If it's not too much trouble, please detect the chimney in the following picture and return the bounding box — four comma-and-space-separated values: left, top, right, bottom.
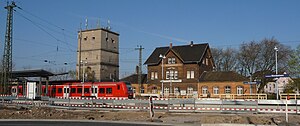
135, 65, 139, 74
190, 41, 194, 47
170, 42, 172, 49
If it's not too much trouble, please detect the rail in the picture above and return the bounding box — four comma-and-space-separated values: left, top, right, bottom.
280, 93, 300, 100
198, 94, 267, 99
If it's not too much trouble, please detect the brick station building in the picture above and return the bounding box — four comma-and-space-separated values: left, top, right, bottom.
122, 42, 258, 98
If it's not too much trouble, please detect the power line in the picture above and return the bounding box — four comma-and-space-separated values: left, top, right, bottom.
14, 10, 77, 51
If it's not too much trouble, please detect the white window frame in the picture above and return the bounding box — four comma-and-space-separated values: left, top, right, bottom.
151, 72, 154, 80
213, 87, 219, 95
174, 87, 179, 95
237, 86, 243, 95
190, 71, 194, 79
202, 86, 208, 94
168, 57, 176, 64
225, 86, 231, 94
174, 71, 178, 79
166, 71, 170, 79
166, 70, 178, 80
154, 72, 158, 79
164, 87, 169, 95
187, 87, 193, 95
187, 71, 190, 79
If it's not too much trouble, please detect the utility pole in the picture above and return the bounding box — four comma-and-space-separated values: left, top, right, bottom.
1, 1, 17, 94
78, 23, 82, 81
135, 45, 144, 94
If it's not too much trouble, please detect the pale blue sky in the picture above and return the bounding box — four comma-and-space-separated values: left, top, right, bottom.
0, 0, 299, 78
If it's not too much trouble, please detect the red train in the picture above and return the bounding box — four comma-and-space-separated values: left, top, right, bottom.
11, 81, 134, 99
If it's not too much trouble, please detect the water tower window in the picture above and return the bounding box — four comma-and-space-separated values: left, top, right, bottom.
111, 38, 115, 43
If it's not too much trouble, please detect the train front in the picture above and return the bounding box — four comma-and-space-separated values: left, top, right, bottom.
125, 82, 134, 99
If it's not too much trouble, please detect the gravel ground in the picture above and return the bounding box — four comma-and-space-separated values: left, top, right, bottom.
0, 106, 299, 125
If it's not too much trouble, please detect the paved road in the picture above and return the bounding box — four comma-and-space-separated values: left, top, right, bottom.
0, 120, 170, 126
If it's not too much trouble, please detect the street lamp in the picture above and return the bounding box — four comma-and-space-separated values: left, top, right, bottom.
159, 54, 166, 98
274, 46, 279, 100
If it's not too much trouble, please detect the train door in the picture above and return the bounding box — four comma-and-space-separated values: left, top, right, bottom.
91, 85, 98, 98
27, 82, 36, 99
63, 85, 70, 98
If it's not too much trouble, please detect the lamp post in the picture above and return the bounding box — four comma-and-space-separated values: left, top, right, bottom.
274, 46, 279, 100
159, 54, 166, 98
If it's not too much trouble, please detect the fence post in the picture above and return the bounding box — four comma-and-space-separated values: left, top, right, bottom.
296, 99, 298, 115
220, 99, 223, 113
2, 96, 4, 106
68, 97, 70, 110
167, 98, 169, 112
194, 98, 196, 113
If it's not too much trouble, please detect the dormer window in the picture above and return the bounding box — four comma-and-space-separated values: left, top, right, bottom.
168, 57, 175, 64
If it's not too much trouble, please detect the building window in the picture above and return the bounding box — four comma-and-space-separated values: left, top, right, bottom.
166, 70, 178, 80
151, 72, 154, 80
187, 87, 193, 95
164, 87, 169, 95
92, 37, 95, 40
225, 86, 231, 94
84, 36, 87, 41
174, 87, 180, 95
213, 87, 219, 95
141, 87, 144, 93
111, 38, 115, 43
168, 58, 175, 64
187, 71, 194, 79
155, 72, 158, 79
202, 86, 208, 94
237, 86, 243, 94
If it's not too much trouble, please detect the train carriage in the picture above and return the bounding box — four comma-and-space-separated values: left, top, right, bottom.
11, 81, 134, 99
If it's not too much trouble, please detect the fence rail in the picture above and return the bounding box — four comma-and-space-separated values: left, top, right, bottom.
0, 95, 299, 114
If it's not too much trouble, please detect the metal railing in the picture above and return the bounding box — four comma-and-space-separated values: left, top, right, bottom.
0, 95, 298, 114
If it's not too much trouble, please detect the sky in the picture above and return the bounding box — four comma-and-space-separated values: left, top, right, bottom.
0, 0, 299, 78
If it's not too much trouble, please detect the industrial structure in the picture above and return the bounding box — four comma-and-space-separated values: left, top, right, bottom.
76, 27, 120, 82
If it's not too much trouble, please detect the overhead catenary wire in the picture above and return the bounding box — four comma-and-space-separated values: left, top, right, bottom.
14, 10, 77, 52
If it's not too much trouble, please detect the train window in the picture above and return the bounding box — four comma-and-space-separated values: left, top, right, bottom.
106, 88, 112, 94
84, 88, 90, 93
117, 85, 120, 90
58, 88, 62, 93
71, 88, 76, 93
77, 88, 82, 93
99, 88, 105, 94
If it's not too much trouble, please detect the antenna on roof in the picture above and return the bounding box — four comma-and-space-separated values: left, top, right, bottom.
85, 18, 88, 30
97, 18, 101, 28
107, 19, 111, 30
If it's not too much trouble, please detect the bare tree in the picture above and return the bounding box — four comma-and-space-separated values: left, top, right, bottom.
211, 48, 223, 71
237, 41, 261, 76
222, 48, 238, 71
211, 47, 238, 72
237, 38, 293, 92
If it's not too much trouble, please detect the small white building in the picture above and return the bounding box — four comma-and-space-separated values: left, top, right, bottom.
264, 77, 293, 94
